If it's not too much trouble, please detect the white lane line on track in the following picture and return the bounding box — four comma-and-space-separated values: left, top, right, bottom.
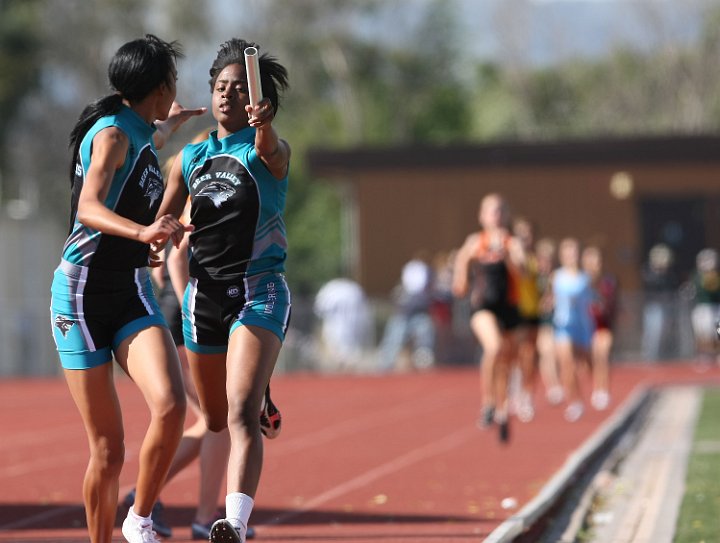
0, 423, 81, 452
264, 424, 477, 527
269, 388, 464, 456
0, 440, 143, 479
0, 503, 84, 530
0, 391, 465, 479
0, 484, 137, 530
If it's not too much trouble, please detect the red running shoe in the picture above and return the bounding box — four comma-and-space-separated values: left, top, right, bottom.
260, 385, 282, 439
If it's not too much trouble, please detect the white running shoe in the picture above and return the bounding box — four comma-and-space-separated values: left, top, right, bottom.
564, 401, 584, 423
122, 511, 161, 543
517, 393, 535, 423
591, 389, 610, 411
546, 386, 564, 406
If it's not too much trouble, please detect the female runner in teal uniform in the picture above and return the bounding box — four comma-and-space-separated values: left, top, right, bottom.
50, 35, 205, 543
156, 38, 290, 543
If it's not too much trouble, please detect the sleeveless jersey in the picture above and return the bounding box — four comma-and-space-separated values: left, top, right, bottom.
469, 231, 519, 309
181, 127, 288, 281
516, 253, 541, 319
552, 268, 594, 333
62, 105, 162, 270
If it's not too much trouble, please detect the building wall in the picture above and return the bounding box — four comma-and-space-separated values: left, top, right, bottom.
349, 162, 720, 296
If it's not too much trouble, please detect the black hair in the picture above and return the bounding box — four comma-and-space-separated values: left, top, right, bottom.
68, 34, 183, 184
208, 38, 289, 114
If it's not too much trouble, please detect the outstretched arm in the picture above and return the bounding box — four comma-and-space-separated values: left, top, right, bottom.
246, 98, 290, 179
154, 101, 207, 150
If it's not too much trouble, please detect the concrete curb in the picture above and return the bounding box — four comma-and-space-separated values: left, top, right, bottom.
483, 385, 653, 543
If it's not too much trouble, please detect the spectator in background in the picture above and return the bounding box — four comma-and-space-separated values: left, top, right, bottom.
552, 238, 595, 422
686, 248, 720, 364
582, 245, 618, 411
641, 244, 679, 361
314, 277, 374, 371
378, 256, 436, 372
429, 250, 457, 364
535, 238, 563, 405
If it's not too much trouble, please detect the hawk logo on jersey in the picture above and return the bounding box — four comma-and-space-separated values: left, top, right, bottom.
196, 181, 236, 208
144, 177, 163, 208
54, 315, 75, 338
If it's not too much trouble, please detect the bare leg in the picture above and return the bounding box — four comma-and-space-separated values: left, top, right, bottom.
64, 363, 124, 543
591, 329, 612, 409
165, 418, 205, 481
592, 330, 611, 391
164, 344, 206, 481
518, 326, 538, 397
470, 311, 502, 414
161, 343, 231, 523
181, 359, 231, 525
115, 326, 186, 517
556, 339, 580, 404
537, 324, 562, 403
516, 325, 538, 420
196, 428, 231, 523
493, 332, 516, 422
557, 339, 586, 421
224, 326, 281, 497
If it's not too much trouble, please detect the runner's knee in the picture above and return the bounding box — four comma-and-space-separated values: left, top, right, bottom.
89, 436, 125, 478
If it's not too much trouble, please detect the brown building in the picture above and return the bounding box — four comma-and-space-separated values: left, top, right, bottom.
308, 134, 720, 298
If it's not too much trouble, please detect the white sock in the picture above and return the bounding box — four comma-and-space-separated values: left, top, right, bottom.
129, 505, 152, 524
226, 492, 254, 537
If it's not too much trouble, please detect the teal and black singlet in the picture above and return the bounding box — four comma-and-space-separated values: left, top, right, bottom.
63, 106, 164, 269
50, 105, 167, 369
180, 127, 291, 350
182, 127, 288, 281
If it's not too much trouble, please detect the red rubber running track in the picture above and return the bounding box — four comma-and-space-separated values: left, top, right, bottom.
1, 362, 719, 542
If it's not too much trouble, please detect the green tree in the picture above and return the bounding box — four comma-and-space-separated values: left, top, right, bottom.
0, 0, 42, 202
3, 0, 210, 223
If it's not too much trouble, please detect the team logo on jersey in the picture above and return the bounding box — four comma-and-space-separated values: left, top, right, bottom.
54, 315, 75, 338
196, 181, 236, 208
227, 285, 240, 298
144, 177, 163, 208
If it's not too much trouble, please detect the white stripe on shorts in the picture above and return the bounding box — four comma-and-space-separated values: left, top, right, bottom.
188, 277, 199, 342
76, 265, 96, 352
134, 269, 154, 315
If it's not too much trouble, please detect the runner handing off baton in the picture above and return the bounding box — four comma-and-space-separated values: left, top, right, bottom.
155, 38, 291, 543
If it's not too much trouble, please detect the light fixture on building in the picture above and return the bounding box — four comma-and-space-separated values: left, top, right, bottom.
609, 171, 634, 200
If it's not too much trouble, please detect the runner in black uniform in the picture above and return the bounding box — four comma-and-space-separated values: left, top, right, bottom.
453, 194, 524, 443
49, 35, 205, 543
157, 39, 290, 543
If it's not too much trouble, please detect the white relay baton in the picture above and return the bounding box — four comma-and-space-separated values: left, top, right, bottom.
244, 46, 263, 107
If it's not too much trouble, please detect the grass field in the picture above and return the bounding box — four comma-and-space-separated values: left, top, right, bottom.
673, 387, 720, 542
